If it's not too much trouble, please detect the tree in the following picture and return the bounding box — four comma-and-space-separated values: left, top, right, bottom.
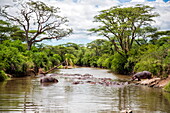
135, 26, 157, 46
0, 1, 72, 50
64, 54, 76, 67
148, 30, 170, 45
90, 4, 159, 58
0, 20, 23, 43
31, 51, 51, 71
87, 39, 106, 56
62, 42, 80, 50
0, 43, 29, 76
133, 44, 170, 76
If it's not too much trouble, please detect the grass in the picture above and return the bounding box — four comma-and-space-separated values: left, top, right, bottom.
164, 81, 170, 92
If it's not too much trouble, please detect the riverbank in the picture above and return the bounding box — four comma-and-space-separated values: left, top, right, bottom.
134, 75, 170, 88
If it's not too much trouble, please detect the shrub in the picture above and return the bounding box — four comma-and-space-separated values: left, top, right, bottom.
134, 44, 170, 76
0, 70, 8, 81
111, 53, 128, 74
164, 81, 170, 92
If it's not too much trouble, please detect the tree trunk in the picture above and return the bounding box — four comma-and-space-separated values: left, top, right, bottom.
27, 41, 33, 50
40, 61, 66, 75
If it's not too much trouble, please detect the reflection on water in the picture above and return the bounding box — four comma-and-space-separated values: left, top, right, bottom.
0, 68, 170, 113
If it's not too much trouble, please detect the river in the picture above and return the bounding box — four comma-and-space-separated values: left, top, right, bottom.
0, 67, 170, 113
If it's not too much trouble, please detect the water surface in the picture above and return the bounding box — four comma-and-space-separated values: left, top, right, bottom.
0, 67, 170, 113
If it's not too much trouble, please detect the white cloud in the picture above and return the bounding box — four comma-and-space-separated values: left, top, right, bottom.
45, 0, 170, 45
125, 1, 170, 30
0, 0, 13, 5
87, 35, 106, 41
156, 0, 164, 3
40, 0, 120, 44
152, 4, 170, 30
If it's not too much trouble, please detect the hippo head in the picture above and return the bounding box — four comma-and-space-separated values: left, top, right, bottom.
40, 77, 58, 83
131, 76, 136, 81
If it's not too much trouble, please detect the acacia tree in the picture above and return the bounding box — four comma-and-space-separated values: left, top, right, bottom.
87, 39, 105, 56
0, 20, 23, 43
90, 4, 159, 58
0, 1, 72, 50
148, 30, 170, 45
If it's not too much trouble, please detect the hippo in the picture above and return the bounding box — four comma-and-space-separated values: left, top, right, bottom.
132, 71, 152, 81
40, 77, 58, 83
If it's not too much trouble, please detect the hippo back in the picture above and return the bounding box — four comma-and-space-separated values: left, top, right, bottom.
142, 71, 152, 79
134, 72, 144, 78
132, 72, 142, 81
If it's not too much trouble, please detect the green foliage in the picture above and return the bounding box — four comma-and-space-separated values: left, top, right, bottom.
80, 51, 91, 66
0, 20, 22, 43
0, 40, 33, 76
49, 54, 62, 66
62, 43, 80, 50
90, 4, 159, 58
103, 56, 114, 68
32, 52, 51, 70
0, 5, 169, 78
148, 30, 170, 45
0, 46, 29, 76
111, 53, 129, 74
133, 43, 170, 76
157, 37, 170, 46
0, 37, 168, 77
89, 56, 99, 67
2, 40, 27, 52
97, 54, 109, 68
57, 65, 64, 69
164, 81, 170, 92
0, 70, 8, 81
64, 54, 76, 67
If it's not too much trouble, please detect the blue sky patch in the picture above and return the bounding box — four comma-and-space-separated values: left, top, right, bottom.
163, 0, 169, 2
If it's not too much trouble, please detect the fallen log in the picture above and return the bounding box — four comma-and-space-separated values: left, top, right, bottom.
39, 61, 65, 75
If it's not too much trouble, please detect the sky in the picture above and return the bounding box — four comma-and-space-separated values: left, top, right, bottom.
0, 0, 170, 45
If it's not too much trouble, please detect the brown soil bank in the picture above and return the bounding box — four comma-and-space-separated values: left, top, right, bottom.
135, 75, 170, 88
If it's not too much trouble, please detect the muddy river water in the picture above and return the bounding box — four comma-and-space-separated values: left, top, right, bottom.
0, 67, 170, 113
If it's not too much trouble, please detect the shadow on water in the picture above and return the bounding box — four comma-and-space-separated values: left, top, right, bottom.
0, 68, 170, 113
0, 77, 39, 113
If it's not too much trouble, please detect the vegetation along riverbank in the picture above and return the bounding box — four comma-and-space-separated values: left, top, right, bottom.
0, 1, 169, 91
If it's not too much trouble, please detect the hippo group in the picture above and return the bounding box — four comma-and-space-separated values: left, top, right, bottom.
132, 71, 152, 81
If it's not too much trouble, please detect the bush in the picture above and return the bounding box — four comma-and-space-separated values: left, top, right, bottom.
111, 53, 128, 74
134, 44, 170, 76
32, 52, 51, 71
0, 70, 8, 81
103, 55, 114, 68
0, 46, 28, 76
164, 81, 170, 92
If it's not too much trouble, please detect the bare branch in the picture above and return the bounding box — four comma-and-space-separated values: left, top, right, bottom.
0, 0, 72, 50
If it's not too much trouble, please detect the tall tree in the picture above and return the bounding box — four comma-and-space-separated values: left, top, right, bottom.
0, 1, 72, 50
89, 4, 159, 58
87, 39, 105, 56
